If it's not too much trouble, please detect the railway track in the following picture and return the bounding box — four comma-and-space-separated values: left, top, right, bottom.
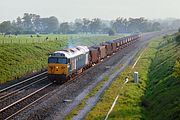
0, 77, 49, 109
0, 71, 47, 96
0, 71, 51, 120
0, 82, 53, 120
0, 68, 87, 120
0, 76, 47, 101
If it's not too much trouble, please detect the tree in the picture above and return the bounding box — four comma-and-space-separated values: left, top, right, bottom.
22, 13, 34, 33
40, 16, 59, 34
74, 19, 83, 33
59, 22, 70, 34
32, 14, 41, 33
82, 18, 91, 33
46, 16, 59, 33
89, 18, 102, 33
0, 21, 12, 33
112, 17, 128, 33
15, 16, 23, 34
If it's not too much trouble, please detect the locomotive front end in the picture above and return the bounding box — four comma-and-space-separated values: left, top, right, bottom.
48, 53, 69, 83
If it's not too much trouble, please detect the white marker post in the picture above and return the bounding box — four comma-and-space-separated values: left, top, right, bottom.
134, 72, 138, 83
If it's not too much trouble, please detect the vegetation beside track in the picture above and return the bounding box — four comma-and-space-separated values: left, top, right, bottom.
0, 34, 122, 83
83, 33, 180, 120
65, 63, 123, 120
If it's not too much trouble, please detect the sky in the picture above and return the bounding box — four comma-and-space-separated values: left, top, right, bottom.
0, 0, 180, 22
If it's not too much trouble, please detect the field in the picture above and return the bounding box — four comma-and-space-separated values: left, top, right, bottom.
0, 34, 124, 83
69, 33, 180, 120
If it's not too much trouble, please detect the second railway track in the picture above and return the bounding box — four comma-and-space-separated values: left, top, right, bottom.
0, 71, 47, 94
0, 70, 86, 120
0, 82, 53, 120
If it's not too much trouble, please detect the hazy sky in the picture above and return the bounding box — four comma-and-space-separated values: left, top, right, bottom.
0, 0, 179, 22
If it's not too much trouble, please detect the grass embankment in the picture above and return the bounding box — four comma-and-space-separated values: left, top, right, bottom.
0, 41, 66, 83
83, 33, 180, 120
142, 33, 180, 119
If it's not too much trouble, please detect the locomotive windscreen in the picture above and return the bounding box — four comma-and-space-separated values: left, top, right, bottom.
48, 57, 67, 64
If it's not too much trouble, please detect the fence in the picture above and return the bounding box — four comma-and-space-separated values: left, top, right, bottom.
0, 34, 110, 44
0, 35, 69, 44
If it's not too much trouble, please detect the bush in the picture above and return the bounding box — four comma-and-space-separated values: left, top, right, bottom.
108, 29, 115, 36
173, 57, 180, 77
175, 33, 180, 43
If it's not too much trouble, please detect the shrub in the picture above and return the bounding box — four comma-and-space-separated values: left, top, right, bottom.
175, 33, 180, 43
108, 29, 115, 36
173, 57, 180, 77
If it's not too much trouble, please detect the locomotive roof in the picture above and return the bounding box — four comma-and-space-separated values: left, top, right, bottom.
51, 46, 89, 58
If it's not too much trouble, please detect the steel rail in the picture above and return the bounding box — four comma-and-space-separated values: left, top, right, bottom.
4, 93, 49, 120
0, 82, 52, 113
0, 76, 47, 100
0, 71, 47, 93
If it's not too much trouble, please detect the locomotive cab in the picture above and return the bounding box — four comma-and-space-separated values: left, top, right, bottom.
48, 53, 70, 83
48, 46, 89, 83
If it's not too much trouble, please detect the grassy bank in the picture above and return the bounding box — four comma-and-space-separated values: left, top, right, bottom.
84, 33, 180, 120
0, 41, 66, 83
142, 33, 180, 119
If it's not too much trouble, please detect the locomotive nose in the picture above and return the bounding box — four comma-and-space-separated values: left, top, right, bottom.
48, 64, 68, 75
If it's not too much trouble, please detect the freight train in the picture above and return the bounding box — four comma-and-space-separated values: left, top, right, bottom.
48, 34, 140, 83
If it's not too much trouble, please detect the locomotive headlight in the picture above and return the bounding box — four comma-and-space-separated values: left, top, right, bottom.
56, 66, 59, 69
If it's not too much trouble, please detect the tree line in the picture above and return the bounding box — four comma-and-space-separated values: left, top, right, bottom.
0, 13, 163, 35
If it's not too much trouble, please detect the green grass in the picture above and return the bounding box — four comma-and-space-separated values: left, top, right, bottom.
0, 34, 124, 84
142, 34, 180, 120
83, 33, 180, 120
0, 40, 66, 83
